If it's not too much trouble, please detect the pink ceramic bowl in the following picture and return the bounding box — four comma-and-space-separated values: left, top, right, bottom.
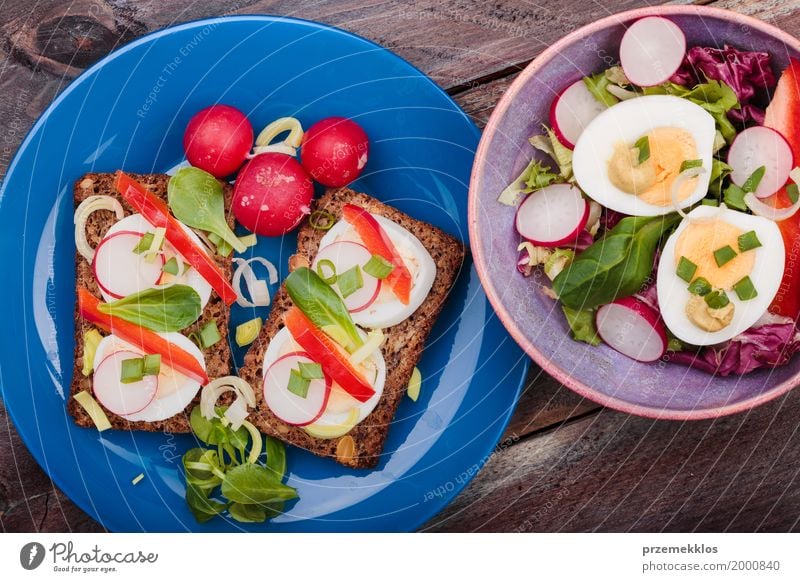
469, 5, 800, 420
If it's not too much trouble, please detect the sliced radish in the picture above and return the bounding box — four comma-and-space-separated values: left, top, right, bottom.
93, 350, 158, 416
263, 351, 331, 426
550, 79, 607, 148
727, 126, 794, 198
515, 184, 589, 247
596, 297, 667, 363
620, 17, 686, 87
312, 241, 381, 312
92, 231, 165, 300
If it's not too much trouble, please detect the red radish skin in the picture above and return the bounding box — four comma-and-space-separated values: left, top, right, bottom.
596, 296, 667, 363
263, 351, 331, 426
620, 17, 686, 87
183, 105, 253, 178
301, 117, 369, 187
93, 350, 158, 416
92, 231, 165, 299
515, 184, 589, 247
550, 79, 607, 149
312, 241, 381, 312
727, 126, 794, 199
232, 152, 314, 236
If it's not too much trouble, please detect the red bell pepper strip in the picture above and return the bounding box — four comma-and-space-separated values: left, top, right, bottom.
114, 171, 238, 306
78, 288, 209, 385
283, 307, 375, 402
764, 59, 800, 320
341, 204, 412, 305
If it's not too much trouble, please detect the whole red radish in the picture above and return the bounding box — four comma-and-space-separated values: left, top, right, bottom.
232, 152, 314, 236
301, 117, 369, 187
183, 104, 253, 178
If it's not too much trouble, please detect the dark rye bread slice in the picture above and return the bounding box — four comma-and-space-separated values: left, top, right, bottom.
68, 172, 234, 433
240, 188, 465, 468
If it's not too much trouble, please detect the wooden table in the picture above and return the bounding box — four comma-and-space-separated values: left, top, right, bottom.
2, 0, 800, 533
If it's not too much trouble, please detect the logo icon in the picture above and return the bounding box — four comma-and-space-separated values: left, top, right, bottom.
20, 542, 46, 570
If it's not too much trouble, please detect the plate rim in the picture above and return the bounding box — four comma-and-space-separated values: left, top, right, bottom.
1, 13, 527, 532
469, 4, 800, 421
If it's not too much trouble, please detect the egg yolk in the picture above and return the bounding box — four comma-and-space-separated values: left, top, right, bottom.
608, 127, 698, 206
674, 219, 755, 290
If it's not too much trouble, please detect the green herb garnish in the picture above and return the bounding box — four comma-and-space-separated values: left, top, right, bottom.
97, 285, 202, 332
680, 159, 703, 172
723, 183, 748, 211
316, 259, 337, 285
738, 230, 762, 252
634, 136, 650, 164
285, 267, 364, 352
120, 357, 145, 384
287, 369, 310, 398
163, 257, 180, 276
143, 354, 161, 376
196, 320, 221, 348
363, 254, 395, 280
676, 256, 698, 283
168, 167, 245, 254
713, 245, 737, 267
787, 183, 799, 204
298, 361, 324, 380
701, 198, 719, 207
733, 276, 758, 301
704, 290, 730, 309
688, 277, 712, 296
337, 265, 364, 299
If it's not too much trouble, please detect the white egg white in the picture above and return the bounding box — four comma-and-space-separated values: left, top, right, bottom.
101, 214, 212, 307
573, 95, 716, 216
657, 205, 785, 346
261, 326, 386, 426
317, 214, 437, 329
93, 332, 206, 422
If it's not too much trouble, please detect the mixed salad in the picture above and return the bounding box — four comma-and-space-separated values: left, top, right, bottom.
501, 16, 800, 375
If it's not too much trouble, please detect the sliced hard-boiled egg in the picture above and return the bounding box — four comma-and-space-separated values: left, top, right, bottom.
573, 95, 716, 216
262, 326, 385, 428
657, 205, 785, 346
96, 214, 212, 307
93, 332, 205, 421
314, 214, 436, 328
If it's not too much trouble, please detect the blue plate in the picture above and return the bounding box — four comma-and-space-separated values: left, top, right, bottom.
0, 15, 528, 532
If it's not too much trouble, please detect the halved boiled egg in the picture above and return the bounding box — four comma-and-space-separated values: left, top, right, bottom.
573, 95, 716, 216
93, 332, 205, 421
313, 214, 436, 329
261, 326, 385, 428
94, 214, 212, 306
657, 205, 785, 346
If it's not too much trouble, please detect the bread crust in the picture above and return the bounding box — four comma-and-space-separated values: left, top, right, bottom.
68, 172, 233, 433
240, 188, 465, 468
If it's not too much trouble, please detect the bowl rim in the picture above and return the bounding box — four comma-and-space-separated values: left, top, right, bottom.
469, 4, 800, 420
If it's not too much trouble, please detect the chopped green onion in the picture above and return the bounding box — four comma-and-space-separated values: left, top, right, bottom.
132, 473, 145, 486
723, 183, 748, 211
239, 234, 257, 248
733, 276, 758, 301
235, 317, 262, 347
197, 320, 221, 348
298, 361, 324, 380
742, 166, 766, 193
680, 159, 703, 172
363, 254, 395, 280
634, 136, 650, 164
146, 228, 166, 263
287, 369, 310, 398
309, 210, 335, 231
337, 265, 364, 299
407, 367, 422, 402
81, 329, 104, 376
316, 259, 337, 285
676, 256, 698, 283
163, 257, 180, 276
216, 240, 233, 257
120, 357, 145, 384
73, 391, 111, 431
737, 230, 762, 252
701, 198, 719, 207
133, 232, 155, 254
787, 183, 799, 204
688, 277, 712, 296
143, 354, 161, 376
704, 290, 730, 309
713, 245, 737, 267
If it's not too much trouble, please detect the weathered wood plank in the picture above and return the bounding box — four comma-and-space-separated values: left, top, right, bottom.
425, 389, 800, 532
